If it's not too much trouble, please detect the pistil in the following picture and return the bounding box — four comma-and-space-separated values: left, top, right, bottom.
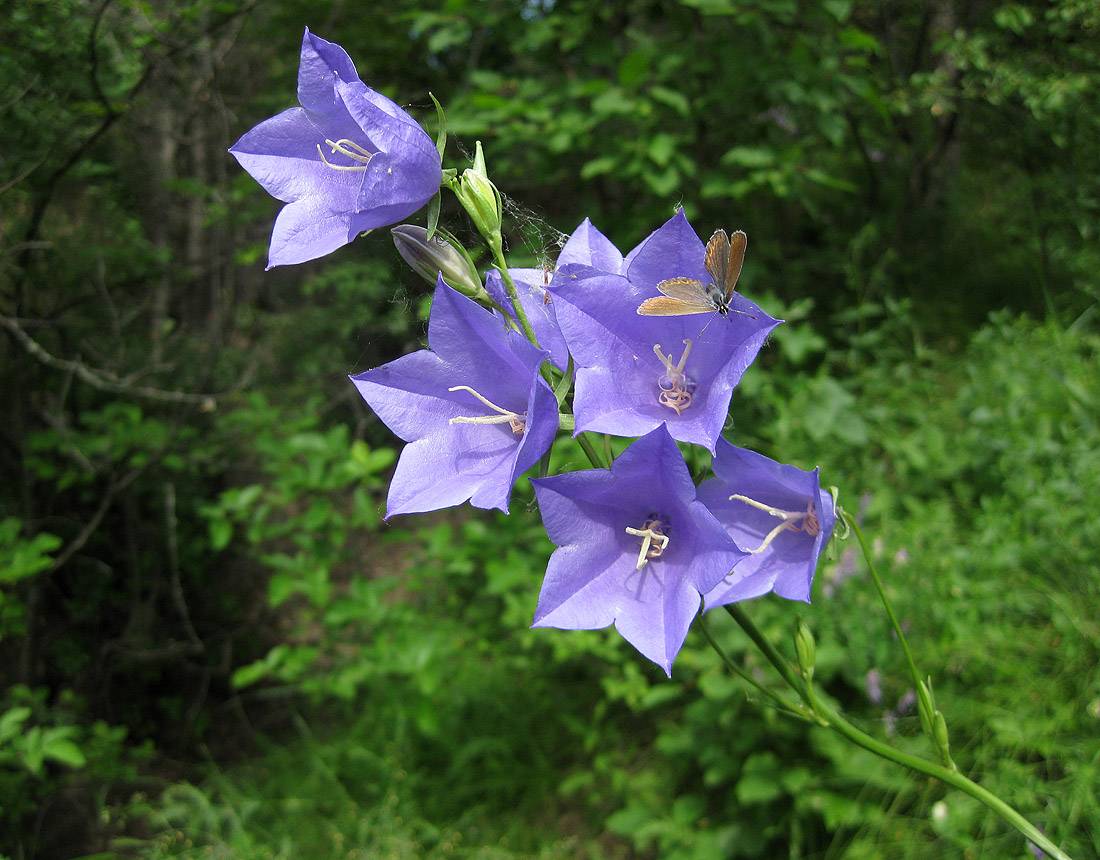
448, 385, 526, 436
653, 339, 696, 415
729, 494, 820, 554
624, 517, 670, 570
316, 138, 374, 171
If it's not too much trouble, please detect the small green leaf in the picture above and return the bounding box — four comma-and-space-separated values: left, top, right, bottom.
42, 736, 86, 769
648, 133, 675, 167
0, 707, 31, 743
580, 156, 617, 180
649, 85, 691, 116
721, 146, 776, 168
736, 752, 783, 804
209, 519, 232, 551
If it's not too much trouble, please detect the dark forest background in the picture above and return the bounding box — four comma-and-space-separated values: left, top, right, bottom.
1, 0, 1098, 857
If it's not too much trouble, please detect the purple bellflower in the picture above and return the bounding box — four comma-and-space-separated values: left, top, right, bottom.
229, 29, 442, 268
531, 426, 748, 675
698, 440, 836, 606
484, 218, 625, 371
351, 277, 557, 517
550, 210, 781, 452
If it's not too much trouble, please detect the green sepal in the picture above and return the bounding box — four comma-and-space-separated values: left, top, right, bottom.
932, 711, 954, 766
917, 677, 937, 739
426, 191, 441, 241
554, 358, 574, 408
794, 619, 816, 682
429, 92, 447, 158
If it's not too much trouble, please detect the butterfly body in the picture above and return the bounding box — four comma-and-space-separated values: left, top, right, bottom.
637, 229, 753, 319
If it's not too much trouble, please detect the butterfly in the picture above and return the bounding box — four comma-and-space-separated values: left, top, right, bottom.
636, 229, 754, 318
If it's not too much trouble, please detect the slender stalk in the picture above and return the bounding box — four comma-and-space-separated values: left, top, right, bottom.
490, 242, 539, 348
696, 613, 808, 719
724, 605, 803, 693
721, 604, 1072, 860
842, 512, 925, 708
576, 433, 607, 469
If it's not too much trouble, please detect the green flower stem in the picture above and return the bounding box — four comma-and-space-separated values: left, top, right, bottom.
842, 511, 925, 718
489, 241, 540, 349
696, 612, 810, 721
576, 433, 607, 470
719, 604, 1072, 860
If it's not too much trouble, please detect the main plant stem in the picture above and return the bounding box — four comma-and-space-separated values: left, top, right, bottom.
716, 604, 1072, 860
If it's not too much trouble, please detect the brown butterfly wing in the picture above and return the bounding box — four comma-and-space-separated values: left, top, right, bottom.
637, 296, 715, 316
724, 230, 747, 301
655, 277, 709, 302
704, 230, 729, 291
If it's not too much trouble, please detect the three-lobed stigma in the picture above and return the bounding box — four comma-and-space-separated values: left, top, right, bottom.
654, 339, 697, 415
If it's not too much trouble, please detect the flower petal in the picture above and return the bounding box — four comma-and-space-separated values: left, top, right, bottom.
266, 198, 356, 268
625, 209, 708, 291
385, 422, 521, 517
297, 28, 360, 115
558, 218, 623, 274
229, 108, 363, 206
335, 80, 441, 165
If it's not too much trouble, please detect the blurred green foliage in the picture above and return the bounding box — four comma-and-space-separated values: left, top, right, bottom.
0, 0, 1097, 857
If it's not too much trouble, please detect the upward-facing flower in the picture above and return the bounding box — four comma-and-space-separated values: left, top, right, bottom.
550, 210, 781, 452
699, 440, 837, 606
351, 277, 558, 517
484, 218, 625, 371
230, 29, 442, 268
531, 426, 747, 675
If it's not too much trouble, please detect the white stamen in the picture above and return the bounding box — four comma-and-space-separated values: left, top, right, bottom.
448, 385, 526, 436
316, 138, 374, 171
729, 494, 820, 554
624, 520, 670, 570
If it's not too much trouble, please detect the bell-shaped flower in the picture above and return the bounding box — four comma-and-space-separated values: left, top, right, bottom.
531, 426, 747, 675
229, 28, 442, 268
550, 210, 781, 452
484, 218, 625, 371
699, 440, 837, 606
351, 277, 558, 517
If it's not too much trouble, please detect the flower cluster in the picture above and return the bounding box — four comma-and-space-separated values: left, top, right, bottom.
231, 31, 836, 676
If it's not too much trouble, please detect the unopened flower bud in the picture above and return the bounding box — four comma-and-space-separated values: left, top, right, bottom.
454, 141, 502, 242
391, 225, 486, 301
932, 711, 956, 770
794, 620, 816, 682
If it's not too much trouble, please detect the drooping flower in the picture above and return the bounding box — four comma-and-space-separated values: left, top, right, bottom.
484, 218, 624, 371
229, 28, 442, 268
550, 210, 781, 451
699, 440, 836, 606
351, 276, 557, 517
531, 426, 747, 675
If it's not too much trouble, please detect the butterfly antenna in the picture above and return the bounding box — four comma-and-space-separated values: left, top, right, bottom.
699, 312, 717, 339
